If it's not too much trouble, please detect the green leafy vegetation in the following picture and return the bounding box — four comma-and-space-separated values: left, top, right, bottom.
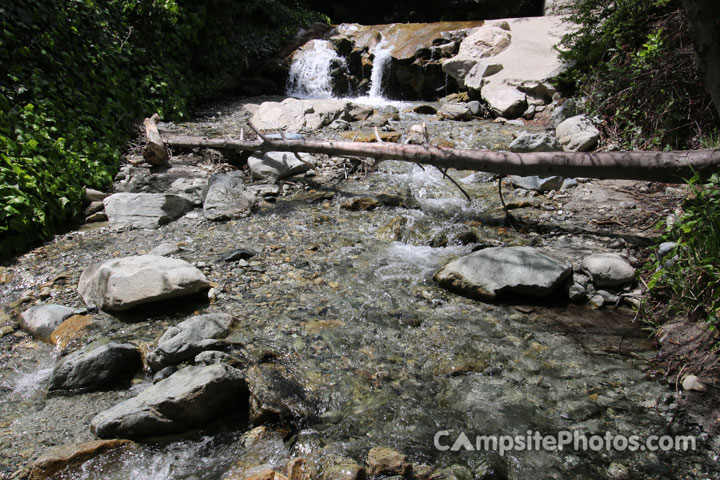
645, 166, 720, 335
558, 0, 718, 150
0, 0, 323, 257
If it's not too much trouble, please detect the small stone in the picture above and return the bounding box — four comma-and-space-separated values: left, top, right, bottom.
221, 248, 258, 262
84, 201, 105, 216
85, 212, 108, 223
619, 201, 636, 209
568, 283, 587, 303
658, 242, 677, 258
0, 325, 14, 338
588, 294, 604, 309
596, 290, 619, 305
149, 243, 183, 257
581, 253, 635, 287
84, 188, 107, 203
367, 447, 408, 477
682, 375, 706, 392
20, 304, 77, 342
342, 197, 381, 211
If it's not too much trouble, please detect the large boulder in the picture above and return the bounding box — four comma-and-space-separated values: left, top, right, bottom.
203, 174, 256, 221
103, 193, 193, 229
248, 152, 313, 183
251, 99, 372, 132
442, 26, 512, 82
19, 304, 78, 342
581, 253, 635, 287
434, 246, 572, 301
78, 255, 209, 311
555, 115, 600, 152
91, 363, 248, 439
49, 343, 141, 394
245, 363, 314, 426
438, 103, 473, 121
146, 313, 234, 371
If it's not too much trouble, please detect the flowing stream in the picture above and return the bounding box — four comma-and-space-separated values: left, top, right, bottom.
0, 24, 718, 480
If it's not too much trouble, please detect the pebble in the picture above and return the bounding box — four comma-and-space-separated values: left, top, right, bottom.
682, 375, 706, 392
588, 294, 604, 309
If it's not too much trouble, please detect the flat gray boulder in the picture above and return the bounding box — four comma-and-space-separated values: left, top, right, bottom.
251, 98, 371, 132
509, 132, 560, 152
103, 193, 193, 229
438, 103, 473, 121
248, 152, 313, 182
481, 87, 527, 119
146, 313, 233, 371
434, 246, 572, 301
49, 343, 141, 394
581, 253, 635, 287
202, 174, 256, 221
509, 175, 565, 192
78, 255, 209, 311
91, 363, 248, 439
556, 114, 600, 152
19, 304, 78, 342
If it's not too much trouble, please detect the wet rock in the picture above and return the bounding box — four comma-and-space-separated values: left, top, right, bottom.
29, 439, 134, 480
430, 465, 472, 480
91, 363, 248, 439
248, 152, 313, 183
146, 313, 233, 371
509, 132, 560, 152
203, 173, 257, 220
245, 363, 314, 426
49, 315, 95, 351
581, 253, 635, 287
321, 457, 366, 480
195, 350, 234, 366
49, 342, 141, 394
104, 193, 193, 229
78, 255, 210, 311
556, 115, 600, 152
508, 175, 565, 192
238, 469, 289, 480
342, 197, 381, 211
435, 246, 572, 301
345, 103, 374, 122
438, 103, 473, 121
20, 304, 78, 342
366, 447, 408, 477
482, 87, 527, 119
475, 454, 509, 480
222, 248, 258, 262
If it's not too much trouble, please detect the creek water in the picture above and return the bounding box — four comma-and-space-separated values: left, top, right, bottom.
0, 25, 717, 480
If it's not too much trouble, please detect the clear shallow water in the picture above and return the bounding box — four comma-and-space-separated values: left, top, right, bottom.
0, 100, 716, 479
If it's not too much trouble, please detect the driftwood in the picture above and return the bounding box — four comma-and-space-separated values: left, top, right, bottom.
143, 113, 169, 165
161, 131, 720, 184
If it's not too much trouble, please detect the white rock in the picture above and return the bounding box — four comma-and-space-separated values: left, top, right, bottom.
556, 115, 600, 152
482, 87, 527, 118
20, 304, 78, 341
104, 193, 193, 229
509, 132, 560, 152
78, 255, 209, 311
202, 174, 256, 220
248, 152, 313, 183
682, 375, 706, 392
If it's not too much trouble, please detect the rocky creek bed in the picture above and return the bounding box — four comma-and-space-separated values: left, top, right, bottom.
0, 96, 718, 480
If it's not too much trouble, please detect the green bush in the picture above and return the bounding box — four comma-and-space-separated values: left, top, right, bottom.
558, 0, 718, 150
645, 169, 720, 333
0, 0, 323, 257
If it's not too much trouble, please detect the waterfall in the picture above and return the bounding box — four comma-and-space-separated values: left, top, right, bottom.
367, 39, 392, 100
286, 39, 344, 98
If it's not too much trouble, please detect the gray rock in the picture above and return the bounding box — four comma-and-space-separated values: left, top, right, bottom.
195, 351, 233, 366
248, 152, 313, 183
85, 212, 108, 223
517, 80, 556, 104
556, 114, 600, 152
84, 188, 107, 203
202, 173, 256, 220
439, 103, 473, 121
581, 253, 635, 287
19, 304, 78, 341
148, 242, 183, 257
561, 178, 578, 190
658, 241, 678, 258
464, 62, 504, 91
91, 363, 248, 439
245, 363, 314, 425
84, 201, 104, 216
467, 100, 481, 116
153, 366, 177, 383
568, 283, 587, 303
681, 374, 706, 392
549, 99, 577, 128
434, 246, 572, 301
588, 294, 604, 309
509, 175, 565, 192
104, 193, 193, 229
49, 343, 141, 393
78, 255, 209, 311
509, 132, 560, 152
596, 290, 619, 305
146, 313, 233, 371
442, 26, 512, 82
430, 465, 473, 480
251, 98, 367, 132
482, 87, 527, 119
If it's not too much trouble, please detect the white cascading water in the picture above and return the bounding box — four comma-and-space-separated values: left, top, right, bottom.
367, 39, 392, 100
286, 39, 344, 98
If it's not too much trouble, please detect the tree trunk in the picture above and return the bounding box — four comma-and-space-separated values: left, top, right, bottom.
683, 0, 720, 119
162, 133, 720, 184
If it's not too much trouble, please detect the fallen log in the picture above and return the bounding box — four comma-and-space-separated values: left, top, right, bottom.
161, 132, 720, 184
143, 113, 169, 165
